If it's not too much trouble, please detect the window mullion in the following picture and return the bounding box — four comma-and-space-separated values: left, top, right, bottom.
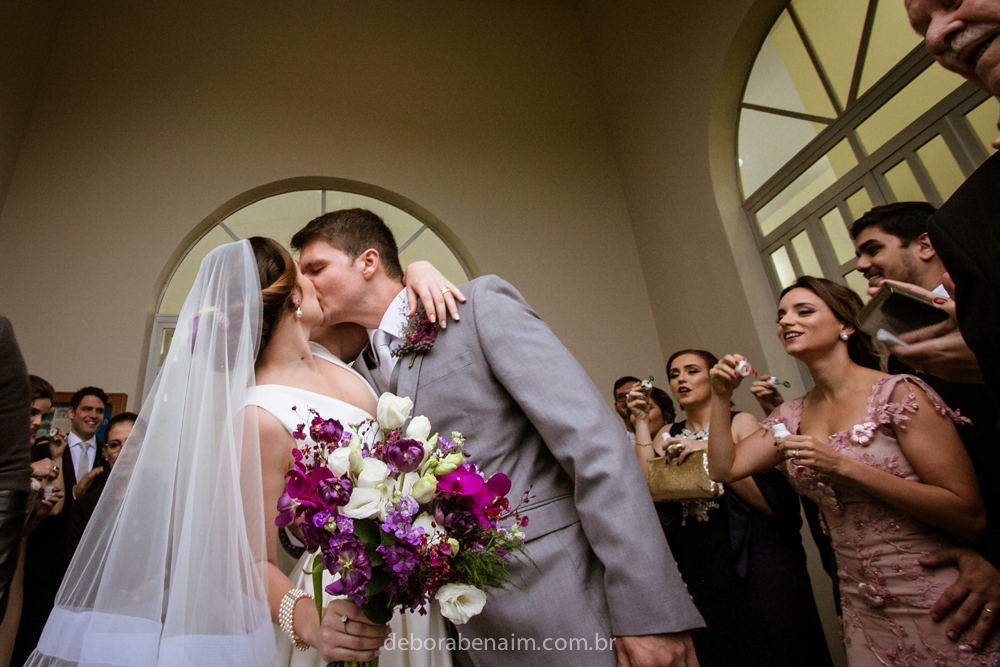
847, 0, 881, 108
787, 4, 844, 116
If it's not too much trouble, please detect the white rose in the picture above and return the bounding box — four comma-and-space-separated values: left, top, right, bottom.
378, 393, 413, 431
405, 415, 432, 442
356, 457, 390, 489
412, 513, 446, 542
326, 448, 352, 477
341, 486, 390, 519
435, 584, 487, 625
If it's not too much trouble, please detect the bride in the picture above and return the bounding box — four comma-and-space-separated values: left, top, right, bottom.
26, 238, 460, 667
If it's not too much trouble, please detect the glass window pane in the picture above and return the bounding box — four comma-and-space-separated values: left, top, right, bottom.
756, 139, 858, 236
747, 13, 837, 118
738, 109, 822, 196
916, 135, 966, 200
846, 186, 873, 220
856, 64, 965, 154
821, 207, 857, 264
844, 269, 871, 302
883, 158, 927, 202
857, 0, 923, 95
790, 0, 869, 106
792, 230, 824, 277
771, 246, 797, 288
965, 98, 1000, 152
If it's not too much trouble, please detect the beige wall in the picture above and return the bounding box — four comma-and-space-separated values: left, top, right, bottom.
0, 0, 665, 407
0, 0, 67, 216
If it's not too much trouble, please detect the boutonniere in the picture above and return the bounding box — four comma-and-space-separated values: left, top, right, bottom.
391, 306, 438, 368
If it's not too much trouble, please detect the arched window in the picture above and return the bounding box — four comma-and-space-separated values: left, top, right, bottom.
144, 187, 472, 397
739, 0, 998, 298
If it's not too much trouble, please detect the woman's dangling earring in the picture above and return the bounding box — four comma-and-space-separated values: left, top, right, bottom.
295, 303, 303, 319
840, 332, 850, 341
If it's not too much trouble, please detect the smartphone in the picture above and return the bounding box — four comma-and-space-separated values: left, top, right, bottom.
858, 283, 949, 339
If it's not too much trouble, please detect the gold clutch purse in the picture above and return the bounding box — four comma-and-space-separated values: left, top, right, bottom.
645, 451, 722, 503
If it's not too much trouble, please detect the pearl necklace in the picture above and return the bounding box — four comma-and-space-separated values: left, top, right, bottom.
679, 427, 709, 441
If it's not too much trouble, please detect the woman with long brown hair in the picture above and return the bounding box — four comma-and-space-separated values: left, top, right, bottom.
707, 276, 997, 665
629, 350, 830, 667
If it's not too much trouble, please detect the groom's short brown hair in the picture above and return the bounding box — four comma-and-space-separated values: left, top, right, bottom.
291, 208, 403, 280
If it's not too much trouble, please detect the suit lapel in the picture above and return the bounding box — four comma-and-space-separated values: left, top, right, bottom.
391, 351, 423, 406
63, 447, 77, 490
361, 345, 388, 395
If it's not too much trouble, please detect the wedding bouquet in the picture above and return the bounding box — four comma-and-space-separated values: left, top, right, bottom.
277, 392, 528, 663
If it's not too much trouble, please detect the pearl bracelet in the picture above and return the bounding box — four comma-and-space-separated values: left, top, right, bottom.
279, 588, 312, 651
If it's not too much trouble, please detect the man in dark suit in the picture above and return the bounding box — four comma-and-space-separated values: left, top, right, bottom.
12, 387, 106, 665
66, 411, 135, 558
0, 317, 31, 622
898, 2, 1000, 404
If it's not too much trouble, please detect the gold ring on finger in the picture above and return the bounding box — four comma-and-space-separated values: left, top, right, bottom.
340, 614, 349, 631
791, 449, 799, 459
440, 287, 451, 295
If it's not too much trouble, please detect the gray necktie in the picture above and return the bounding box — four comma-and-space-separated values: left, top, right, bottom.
373, 330, 395, 383
77, 441, 91, 478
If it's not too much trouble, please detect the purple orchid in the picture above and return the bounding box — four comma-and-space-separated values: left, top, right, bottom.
383, 438, 425, 474
275, 492, 297, 529
467, 473, 512, 526
436, 464, 485, 496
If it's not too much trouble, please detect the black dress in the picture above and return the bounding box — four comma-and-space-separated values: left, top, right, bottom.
655, 419, 834, 667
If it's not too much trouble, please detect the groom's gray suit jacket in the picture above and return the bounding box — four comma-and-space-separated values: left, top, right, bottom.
357, 276, 703, 666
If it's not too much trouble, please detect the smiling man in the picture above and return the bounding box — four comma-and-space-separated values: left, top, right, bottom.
850, 202, 946, 294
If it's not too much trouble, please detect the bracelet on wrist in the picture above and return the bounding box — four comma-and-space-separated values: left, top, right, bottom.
279, 588, 312, 651
634, 441, 654, 447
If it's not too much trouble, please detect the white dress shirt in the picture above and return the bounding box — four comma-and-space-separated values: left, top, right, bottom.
367, 288, 410, 381
67, 432, 97, 479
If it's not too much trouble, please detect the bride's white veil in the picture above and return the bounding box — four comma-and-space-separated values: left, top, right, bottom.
27, 240, 275, 666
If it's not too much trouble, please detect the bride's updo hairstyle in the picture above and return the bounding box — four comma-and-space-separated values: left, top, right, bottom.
248, 236, 297, 350
780, 276, 880, 370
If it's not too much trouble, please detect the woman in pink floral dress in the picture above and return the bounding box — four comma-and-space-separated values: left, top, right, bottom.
705, 276, 998, 666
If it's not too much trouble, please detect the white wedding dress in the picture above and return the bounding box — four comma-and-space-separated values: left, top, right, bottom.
254, 344, 452, 667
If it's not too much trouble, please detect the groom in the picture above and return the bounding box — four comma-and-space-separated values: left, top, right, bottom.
294, 208, 704, 667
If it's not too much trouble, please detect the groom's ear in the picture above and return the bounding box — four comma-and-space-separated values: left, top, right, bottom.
357, 248, 382, 280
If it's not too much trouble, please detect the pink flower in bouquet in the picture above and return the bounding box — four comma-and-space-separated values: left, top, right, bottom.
436, 464, 485, 496
467, 473, 512, 527
275, 492, 297, 528
286, 466, 336, 509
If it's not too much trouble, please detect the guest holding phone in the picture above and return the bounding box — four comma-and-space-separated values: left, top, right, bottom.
706, 276, 998, 664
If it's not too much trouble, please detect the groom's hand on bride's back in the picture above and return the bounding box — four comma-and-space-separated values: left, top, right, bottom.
320, 599, 391, 663
615, 633, 700, 667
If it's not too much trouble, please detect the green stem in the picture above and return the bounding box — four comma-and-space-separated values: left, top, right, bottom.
312, 553, 324, 619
